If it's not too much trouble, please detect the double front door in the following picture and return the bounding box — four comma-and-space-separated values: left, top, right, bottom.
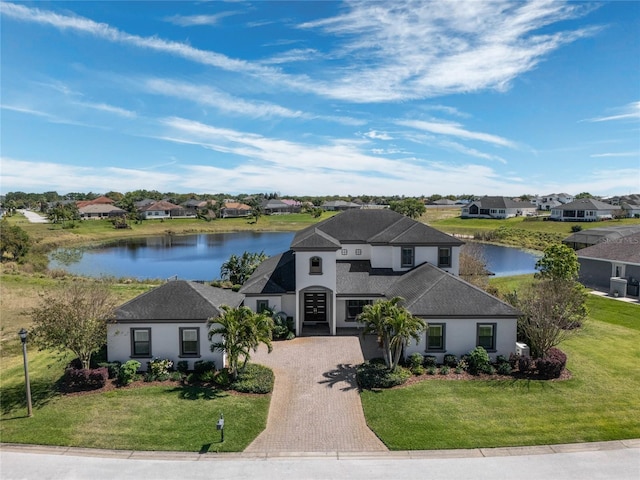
304, 292, 327, 323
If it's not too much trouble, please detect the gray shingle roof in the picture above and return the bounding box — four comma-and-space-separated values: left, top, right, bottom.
116, 280, 244, 321
292, 209, 463, 248
470, 196, 536, 209
577, 232, 640, 264
240, 250, 296, 294
553, 199, 615, 211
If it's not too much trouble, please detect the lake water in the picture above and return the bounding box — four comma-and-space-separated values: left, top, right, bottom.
49, 232, 540, 280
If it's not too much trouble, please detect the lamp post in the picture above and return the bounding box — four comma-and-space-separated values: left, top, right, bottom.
216, 412, 224, 443
18, 328, 33, 417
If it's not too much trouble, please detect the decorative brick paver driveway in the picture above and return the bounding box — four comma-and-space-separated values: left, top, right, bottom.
244, 335, 387, 453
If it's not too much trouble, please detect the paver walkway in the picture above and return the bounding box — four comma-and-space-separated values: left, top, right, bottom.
244, 336, 387, 453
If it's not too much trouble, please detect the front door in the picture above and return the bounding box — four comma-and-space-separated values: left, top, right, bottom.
304, 292, 327, 323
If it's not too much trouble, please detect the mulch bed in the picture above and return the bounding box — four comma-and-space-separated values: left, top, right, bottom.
401, 368, 572, 388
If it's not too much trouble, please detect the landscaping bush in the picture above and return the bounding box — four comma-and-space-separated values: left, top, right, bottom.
496, 355, 509, 365
467, 347, 491, 375
213, 368, 231, 388
148, 358, 173, 376
230, 364, 274, 394
423, 355, 437, 368
536, 347, 567, 379
443, 354, 458, 368
480, 364, 496, 375
194, 360, 216, 376
176, 361, 189, 374
408, 352, 424, 369
496, 362, 512, 375
412, 365, 426, 376
518, 355, 533, 374
118, 360, 141, 386
427, 366, 437, 375
456, 359, 468, 372
571, 225, 583, 233
63, 367, 108, 391
199, 370, 217, 383
439, 365, 450, 375
356, 362, 411, 389
97, 361, 121, 379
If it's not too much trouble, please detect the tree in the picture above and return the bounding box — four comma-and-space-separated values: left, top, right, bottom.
208, 305, 274, 380
535, 244, 580, 281
30, 281, 118, 369
220, 251, 267, 285
575, 192, 593, 199
248, 197, 264, 224
459, 243, 489, 290
0, 219, 31, 262
389, 198, 426, 219
510, 278, 588, 358
357, 297, 426, 370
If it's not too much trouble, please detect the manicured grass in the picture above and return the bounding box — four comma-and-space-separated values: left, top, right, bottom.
0, 348, 270, 452
361, 290, 640, 450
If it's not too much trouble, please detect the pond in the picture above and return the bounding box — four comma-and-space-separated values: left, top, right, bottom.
49, 232, 540, 281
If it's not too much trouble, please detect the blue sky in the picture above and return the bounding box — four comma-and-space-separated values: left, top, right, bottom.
1, 1, 639, 197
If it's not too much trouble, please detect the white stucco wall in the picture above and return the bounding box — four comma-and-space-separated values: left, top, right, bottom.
404, 317, 518, 362
336, 243, 372, 260
295, 251, 337, 291
107, 322, 223, 371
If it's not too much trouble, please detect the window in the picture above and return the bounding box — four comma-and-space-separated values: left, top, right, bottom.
179, 328, 200, 357
346, 300, 372, 322
477, 323, 496, 351
355, 248, 362, 256
401, 247, 414, 268
309, 256, 322, 274
426, 324, 445, 351
438, 247, 451, 268
131, 328, 151, 357
341, 249, 348, 255
257, 300, 269, 313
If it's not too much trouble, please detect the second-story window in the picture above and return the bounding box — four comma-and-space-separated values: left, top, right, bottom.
310, 256, 322, 275
438, 247, 451, 268
401, 247, 414, 268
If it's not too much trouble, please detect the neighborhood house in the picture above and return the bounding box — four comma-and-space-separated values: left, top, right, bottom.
461, 196, 536, 219
549, 198, 615, 222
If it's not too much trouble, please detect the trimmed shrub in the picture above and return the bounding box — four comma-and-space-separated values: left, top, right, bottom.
480, 364, 496, 375
456, 359, 468, 372
169, 371, 183, 381
454, 366, 464, 374
199, 370, 216, 383
356, 362, 411, 389
497, 362, 513, 375
118, 360, 141, 386
423, 355, 437, 368
496, 355, 509, 365
213, 368, 231, 387
194, 360, 216, 375
64, 367, 108, 391
176, 361, 189, 374
427, 366, 437, 375
518, 356, 533, 373
571, 225, 583, 233
97, 361, 121, 379
443, 354, 458, 368
467, 347, 490, 375
231, 364, 274, 394
537, 347, 567, 379
439, 365, 450, 375
148, 358, 173, 376
408, 352, 424, 369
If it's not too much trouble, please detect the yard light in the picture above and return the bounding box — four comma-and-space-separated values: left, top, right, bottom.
216, 412, 225, 442
18, 328, 33, 417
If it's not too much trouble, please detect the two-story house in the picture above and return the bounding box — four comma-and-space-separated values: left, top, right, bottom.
241, 209, 519, 361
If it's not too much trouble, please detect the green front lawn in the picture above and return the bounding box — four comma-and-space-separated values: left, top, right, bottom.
0, 350, 269, 452
361, 296, 640, 449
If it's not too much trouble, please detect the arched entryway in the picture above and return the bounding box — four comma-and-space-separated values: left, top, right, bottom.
298, 286, 334, 336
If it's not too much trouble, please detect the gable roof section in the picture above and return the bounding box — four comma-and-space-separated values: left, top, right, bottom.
116, 280, 244, 321
470, 196, 536, 209
553, 198, 615, 211
240, 250, 296, 294
292, 209, 462, 248
385, 263, 520, 317
291, 227, 342, 251
577, 232, 640, 265
138, 200, 181, 212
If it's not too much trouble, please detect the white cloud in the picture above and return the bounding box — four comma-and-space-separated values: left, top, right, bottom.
164, 11, 240, 27
585, 101, 640, 122
74, 101, 136, 118
364, 130, 393, 140
397, 119, 516, 148
590, 152, 639, 158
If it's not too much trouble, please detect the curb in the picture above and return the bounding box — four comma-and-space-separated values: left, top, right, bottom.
2, 439, 639, 461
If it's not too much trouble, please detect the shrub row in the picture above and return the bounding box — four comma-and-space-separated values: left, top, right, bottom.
356, 361, 411, 389
63, 367, 108, 391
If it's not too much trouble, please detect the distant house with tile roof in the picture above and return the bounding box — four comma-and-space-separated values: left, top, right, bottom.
108, 280, 244, 371
241, 209, 519, 361
461, 196, 536, 219
137, 200, 184, 219
549, 198, 615, 222
222, 201, 252, 218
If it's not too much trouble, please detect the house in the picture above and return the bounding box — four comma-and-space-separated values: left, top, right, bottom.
532, 193, 574, 211
107, 280, 244, 371
137, 200, 183, 219
621, 202, 640, 219
461, 197, 537, 219
577, 232, 640, 299
563, 225, 640, 250
431, 199, 457, 206
240, 209, 519, 361
549, 198, 615, 222
222, 201, 252, 218
321, 200, 362, 211
78, 203, 126, 220
263, 199, 301, 215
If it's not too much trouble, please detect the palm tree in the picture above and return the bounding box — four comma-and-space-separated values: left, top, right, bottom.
208, 305, 274, 380
357, 297, 426, 370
